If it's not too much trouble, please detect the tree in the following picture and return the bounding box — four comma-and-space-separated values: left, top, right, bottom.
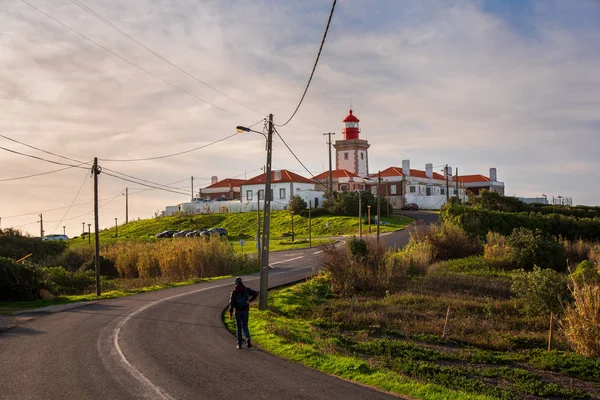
288, 195, 307, 214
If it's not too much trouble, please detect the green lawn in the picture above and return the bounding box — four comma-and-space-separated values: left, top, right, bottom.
69, 212, 413, 251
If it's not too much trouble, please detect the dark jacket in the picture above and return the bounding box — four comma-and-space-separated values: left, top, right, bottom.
229, 283, 258, 313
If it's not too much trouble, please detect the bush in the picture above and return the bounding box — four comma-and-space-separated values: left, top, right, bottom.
561, 239, 594, 266
0, 257, 41, 301
507, 228, 565, 271
589, 243, 600, 268
288, 195, 307, 214
483, 232, 514, 269
562, 279, 600, 358
42, 249, 93, 272
323, 190, 390, 217
0, 229, 67, 263
322, 238, 399, 296
511, 266, 569, 316
394, 232, 435, 275
39, 267, 95, 295
79, 255, 119, 278
569, 260, 600, 287
427, 221, 482, 260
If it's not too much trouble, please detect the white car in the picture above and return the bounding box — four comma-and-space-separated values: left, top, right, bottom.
42, 234, 69, 241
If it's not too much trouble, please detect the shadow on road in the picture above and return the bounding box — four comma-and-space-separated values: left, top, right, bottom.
0, 325, 46, 338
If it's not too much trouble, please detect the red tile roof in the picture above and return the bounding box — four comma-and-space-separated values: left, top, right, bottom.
242, 169, 314, 185
373, 167, 445, 180
204, 178, 246, 189
452, 174, 490, 183
313, 169, 361, 180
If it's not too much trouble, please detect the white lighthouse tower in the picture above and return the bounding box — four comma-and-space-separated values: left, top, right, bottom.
333, 109, 370, 177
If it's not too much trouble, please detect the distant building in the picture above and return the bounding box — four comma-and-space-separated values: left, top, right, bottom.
197, 177, 245, 200
240, 169, 324, 208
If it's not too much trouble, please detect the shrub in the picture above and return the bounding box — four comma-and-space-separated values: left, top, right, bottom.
323, 190, 390, 217
322, 238, 399, 296
562, 279, 600, 358
511, 267, 569, 316
0, 257, 41, 301
589, 243, 600, 268
427, 221, 482, 260
0, 229, 66, 262
569, 260, 600, 287
42, 249, 93, 272
395, 234, 435, 275
39, 267, 95, 295
507, 228, 565, 271
79, 255, 119, 278
561, 239, 594, 265
288, 195, 307, 214
483, 232, 514, 269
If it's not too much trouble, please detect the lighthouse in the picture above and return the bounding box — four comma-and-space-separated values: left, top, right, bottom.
333, 109, 370, 176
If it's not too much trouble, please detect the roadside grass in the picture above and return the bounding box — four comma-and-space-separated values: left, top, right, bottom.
230, 238, 333, 254
0, 273, 254, 314
224, 273, 599, 399
68, 212, 412, 249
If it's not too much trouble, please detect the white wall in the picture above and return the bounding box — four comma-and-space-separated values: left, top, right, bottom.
240, 182, 315, 204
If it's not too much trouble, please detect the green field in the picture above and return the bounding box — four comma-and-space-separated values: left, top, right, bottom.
69, 211, 413, 250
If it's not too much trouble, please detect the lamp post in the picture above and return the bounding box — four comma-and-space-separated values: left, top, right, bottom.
115, 217, 118, 238
542, 194, 547, 204
237, 115, 273, 311
358, 189, 362, 240
367, 205, 371, 233
82, 222, 85, 235
290, 210, 295, 242
87, 224, 91, 245
63, 226, 66, 235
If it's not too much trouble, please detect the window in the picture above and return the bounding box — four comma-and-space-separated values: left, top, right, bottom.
279, 188, 286, 199
247, 190, 253, 201
270, 189, 274, 200
409, 186, 416, 193
371, 186, 377, 195
258, 189, 264, 200
360, 152, 364, 160
426, 187, 432, 196
390, 185, 397, 195
340, 184, 349, 191
441, 188, 445, 195
344, 152, 349, 160
314, 198, 319, 207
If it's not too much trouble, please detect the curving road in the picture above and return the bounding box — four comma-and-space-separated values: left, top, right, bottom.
0, 212, 437, 400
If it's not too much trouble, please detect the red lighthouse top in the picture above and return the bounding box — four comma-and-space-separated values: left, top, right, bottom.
342, 109, 360, 140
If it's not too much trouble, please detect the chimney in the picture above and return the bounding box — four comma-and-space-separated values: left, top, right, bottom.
274, 170, 282, 181
489, 168, 497, 182
425, 163, 433, 179
446, 166, 453, 177
402, 160, 410, 176
211, 176, 218, 185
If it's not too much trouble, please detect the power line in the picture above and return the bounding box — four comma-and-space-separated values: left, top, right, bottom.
0, 163, 86, 182
275, 0, 337, 127
101, 171, 190, 196
69, 0, 265, 117
49, 170, 90, 234
101, 167, 192, 192
273, 127, 326, 187
19, 0, 239, 116
0, 146, 91, 169
98, 131, 241, 162
1, 134, 84, 164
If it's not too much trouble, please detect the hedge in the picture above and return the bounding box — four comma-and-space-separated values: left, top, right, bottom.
442, 205, 600, 241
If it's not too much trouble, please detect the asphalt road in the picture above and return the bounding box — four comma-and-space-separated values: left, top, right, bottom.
0, 212, 437, 400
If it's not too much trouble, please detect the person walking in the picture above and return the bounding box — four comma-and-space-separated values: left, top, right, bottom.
229, 277, 258, 349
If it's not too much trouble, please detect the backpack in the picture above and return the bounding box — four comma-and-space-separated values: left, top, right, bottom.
234, 289, 248, 310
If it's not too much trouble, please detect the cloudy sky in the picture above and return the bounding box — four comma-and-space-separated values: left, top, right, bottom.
1, 0, 599, 237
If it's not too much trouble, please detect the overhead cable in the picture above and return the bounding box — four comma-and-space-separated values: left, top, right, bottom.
49, 170, 90, 234
69, 0, 265, 117
275, 0, 337, 127
273, 127, 326, 187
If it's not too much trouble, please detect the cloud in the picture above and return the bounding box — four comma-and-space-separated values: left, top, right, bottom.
1, 0, 599, 236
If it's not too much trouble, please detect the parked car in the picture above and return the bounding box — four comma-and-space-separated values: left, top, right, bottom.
401, 203, 419, 211
186, 229, 207, 237
173, 230, 193, 237
206, 227, 228, 237
42, 234, 69, 241
156, 230, 177, 238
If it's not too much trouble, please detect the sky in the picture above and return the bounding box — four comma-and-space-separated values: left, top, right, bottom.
1, 0, 599, 238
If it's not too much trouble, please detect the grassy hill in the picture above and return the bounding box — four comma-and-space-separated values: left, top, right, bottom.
69, 211, 413, 248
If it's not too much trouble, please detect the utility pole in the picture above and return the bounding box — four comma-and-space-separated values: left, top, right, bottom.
377, 170, 381, 243
323, 132, 335, 194
386, 181, 390, 218
309, 200, 312, 248
38, 214, 43, 238
191, 176, 194, 200
115, 218, 118, 238
358, 190, 362, 240
125, 187, 129, 224
259, 114, 273, 311
445, 164, 450, 203
63, 226, 66, 235
455, 168, 459, 203
82, 221, 85, 235
92, 157, 101, 296
367, 205, 371, 233
256, 194, 261, 262
290, 211, 295, 242
87, 224, 91, 245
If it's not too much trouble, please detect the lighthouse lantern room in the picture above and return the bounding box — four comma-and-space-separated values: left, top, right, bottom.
334, 109, 370, 177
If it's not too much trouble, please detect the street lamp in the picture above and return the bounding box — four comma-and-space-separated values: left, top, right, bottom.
290, 210, 295, 242
367, 205, 372, 233
63, 226, 66, 235
87, 224, 91, 245
237, 115, 273, 311
115, 217, 118, 238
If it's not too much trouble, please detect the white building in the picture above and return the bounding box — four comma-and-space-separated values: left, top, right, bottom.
240, 169, 324, 208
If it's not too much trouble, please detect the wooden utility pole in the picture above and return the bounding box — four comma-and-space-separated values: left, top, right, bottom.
290, 211, 295, 242
125, 187, 129, 224
309, 200, 312, 248
445, 164, 450, 202
455, 168, 459, 203
38, 214, 44, 238
323, 132, 335, 194
93, 157, 101, 296
256, 194, 261, 262
115, 218, 118, 238
377, 170, 381, 243
259, 114, 273, 311
191, 176, 194, 200
87, 224, 91, 245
